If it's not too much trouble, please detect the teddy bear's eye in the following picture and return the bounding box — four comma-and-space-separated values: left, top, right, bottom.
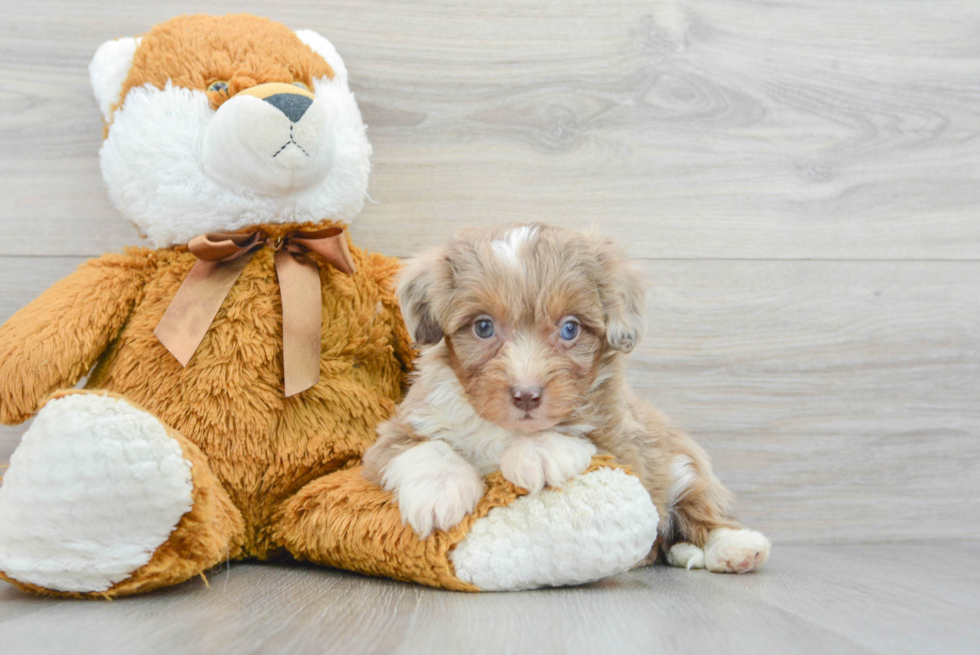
292, 81, 310, 91
207, 80, 229, 95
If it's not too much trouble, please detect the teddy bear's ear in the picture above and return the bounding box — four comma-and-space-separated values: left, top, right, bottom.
89, 37, 140, 120
295, 30, 349, 86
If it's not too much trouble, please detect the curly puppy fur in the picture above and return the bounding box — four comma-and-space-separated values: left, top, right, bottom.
364, 224, 771, 573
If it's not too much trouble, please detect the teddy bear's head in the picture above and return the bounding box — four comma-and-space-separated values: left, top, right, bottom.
89, 14, 371, 248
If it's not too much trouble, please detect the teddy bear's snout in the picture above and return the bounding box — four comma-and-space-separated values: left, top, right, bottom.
264, 93, 313, 124
201, 82, 335, 196
236, 82, 317, 124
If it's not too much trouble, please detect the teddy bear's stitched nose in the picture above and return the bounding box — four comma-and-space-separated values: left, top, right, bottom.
264, 93, 313, 123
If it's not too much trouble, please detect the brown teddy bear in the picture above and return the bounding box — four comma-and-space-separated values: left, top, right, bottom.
0, 14, 659, 597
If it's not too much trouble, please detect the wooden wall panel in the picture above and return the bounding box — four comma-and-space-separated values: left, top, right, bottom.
1, 0, 977, 545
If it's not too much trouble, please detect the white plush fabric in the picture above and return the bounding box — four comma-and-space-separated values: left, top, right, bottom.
89, 37, 140, 120
295, 30, 349, 85
201, 90, 336, 196
94, 31, 372, 248
0, 394, 193, 592
450, 467, 659, 591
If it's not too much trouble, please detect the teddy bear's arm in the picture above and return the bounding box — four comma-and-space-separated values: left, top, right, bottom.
0, 251, 153, 424
276, 455, 660, 591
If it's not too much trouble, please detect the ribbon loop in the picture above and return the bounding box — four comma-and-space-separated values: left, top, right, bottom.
154, 227, 355, 396
188, 231, 266, 262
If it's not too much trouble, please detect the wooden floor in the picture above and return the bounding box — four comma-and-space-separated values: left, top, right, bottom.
1, 543, 978, 655
1, 0, 978, 652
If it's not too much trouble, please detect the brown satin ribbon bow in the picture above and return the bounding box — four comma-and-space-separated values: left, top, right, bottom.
154, 227, 356, 397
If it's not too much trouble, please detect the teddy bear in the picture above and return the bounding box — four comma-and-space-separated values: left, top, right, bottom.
0, 13, 659, 597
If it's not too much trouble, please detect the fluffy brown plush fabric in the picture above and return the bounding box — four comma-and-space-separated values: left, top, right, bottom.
118, 14, 334, 115
0, 223, 418, 597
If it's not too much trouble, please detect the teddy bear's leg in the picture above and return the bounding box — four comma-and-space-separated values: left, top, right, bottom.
0, 390, 245, 598
274, 455, 659, 591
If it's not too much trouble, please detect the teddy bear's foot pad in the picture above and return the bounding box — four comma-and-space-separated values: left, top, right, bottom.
449, 466, 659, 591
0, 393, 193, 592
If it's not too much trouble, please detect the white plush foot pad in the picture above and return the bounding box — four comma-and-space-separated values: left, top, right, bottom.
666, 542, 706, 570
704, 528, 771, 573
450, 467, 658, 591
0, 394, 193, 592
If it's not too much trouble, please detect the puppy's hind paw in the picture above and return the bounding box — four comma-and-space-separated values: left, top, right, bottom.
704, 528, 771, 573
500, 433, 597, 493
666, 542, 705, 570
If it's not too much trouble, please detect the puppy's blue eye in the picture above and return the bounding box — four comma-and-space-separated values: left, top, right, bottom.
559, 320, 580, 341
475, 318, 495, 339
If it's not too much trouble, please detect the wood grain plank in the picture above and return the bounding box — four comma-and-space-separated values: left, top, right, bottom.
633, 259, 980, 544
0, 0, 979, 258
2, 256, 977, 544
0, 560, 872, 655
729, 541, 980, 655
1, 544, 978, 655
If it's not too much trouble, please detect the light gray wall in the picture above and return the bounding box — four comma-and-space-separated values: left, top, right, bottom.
2, 0, 978, 545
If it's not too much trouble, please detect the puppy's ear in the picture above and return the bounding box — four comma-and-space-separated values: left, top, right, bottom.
397, 249, 446, 345
590, 229, 647, 353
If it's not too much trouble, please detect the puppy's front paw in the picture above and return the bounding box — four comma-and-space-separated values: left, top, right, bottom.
382, 441, 485, 538
500, 433, 597, 494
704, 528, 771, 573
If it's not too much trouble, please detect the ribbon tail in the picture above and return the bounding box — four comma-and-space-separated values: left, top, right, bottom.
276, 249, 323, 397
154, 254, 254, 366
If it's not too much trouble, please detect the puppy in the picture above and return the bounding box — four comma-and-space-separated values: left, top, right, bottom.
363, 224, 770, 573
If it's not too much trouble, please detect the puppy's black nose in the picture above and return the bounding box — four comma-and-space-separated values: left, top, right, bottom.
511, 386, 543, 412
264, 93, 313, 123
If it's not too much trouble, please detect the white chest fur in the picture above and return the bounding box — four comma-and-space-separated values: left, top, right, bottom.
404, 359, 594, 477
405, 363, 518, 476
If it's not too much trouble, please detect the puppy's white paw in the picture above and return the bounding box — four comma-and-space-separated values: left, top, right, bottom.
666, 542, 705, 570
500, 433, 597, 494
704, 528, 771, 573
382, 440, 485, 538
